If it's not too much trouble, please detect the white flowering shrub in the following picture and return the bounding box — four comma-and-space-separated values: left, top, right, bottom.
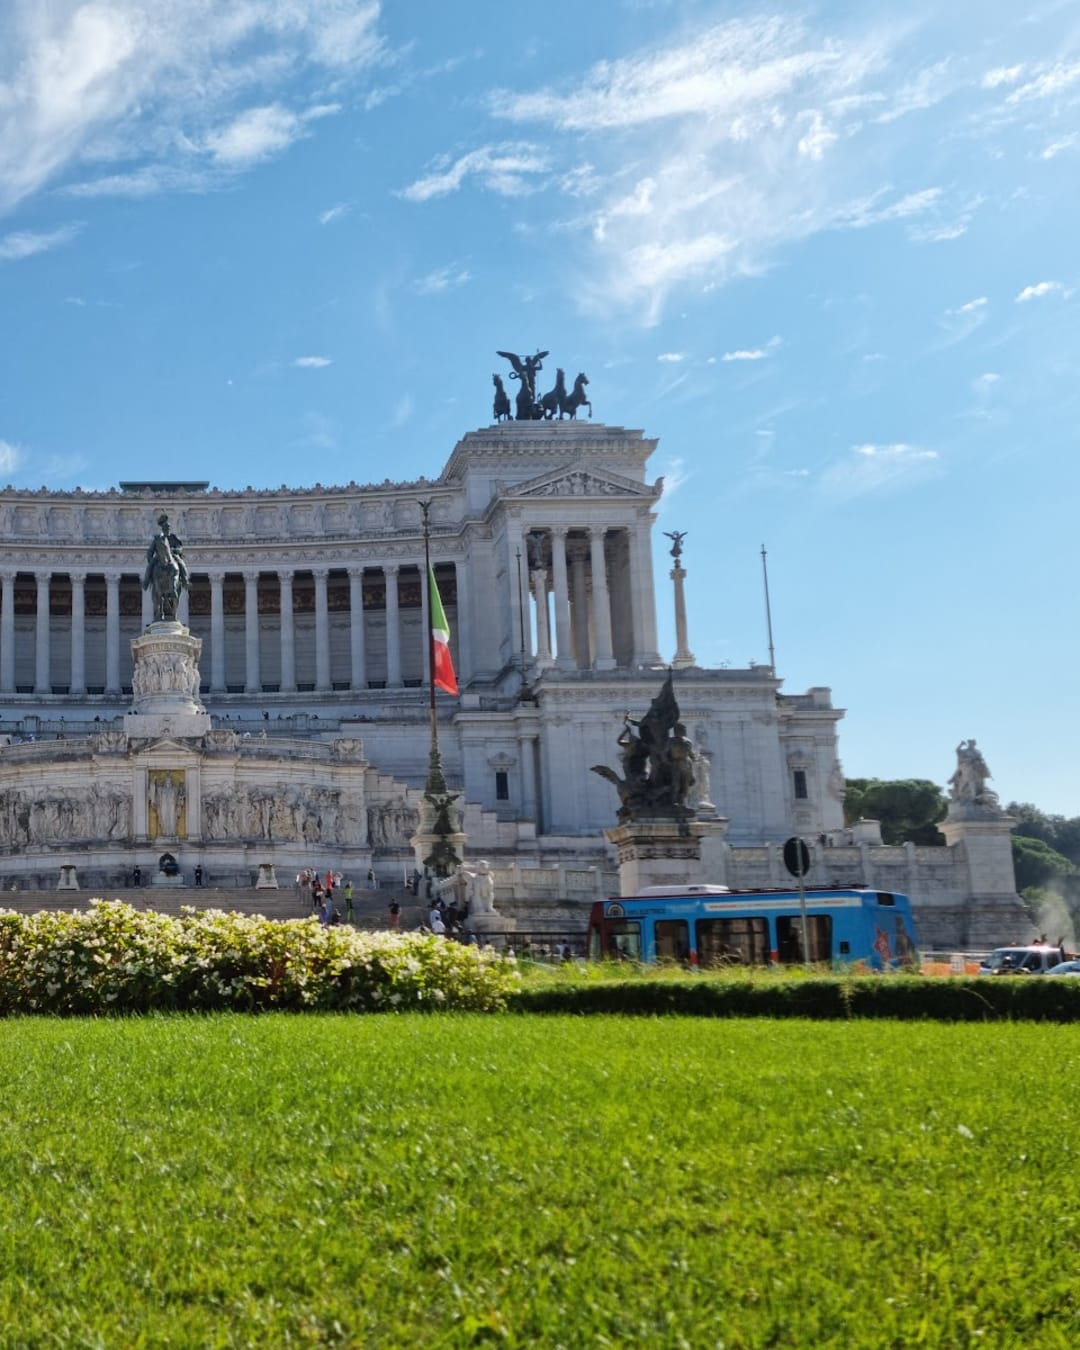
0, 902, 519, 1015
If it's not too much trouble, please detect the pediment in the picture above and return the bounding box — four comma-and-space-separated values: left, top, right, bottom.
510, 462, 651, 500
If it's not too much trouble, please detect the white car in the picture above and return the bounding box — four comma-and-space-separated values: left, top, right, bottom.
1045, 959, 1080, 978
976, 945, 1068, 975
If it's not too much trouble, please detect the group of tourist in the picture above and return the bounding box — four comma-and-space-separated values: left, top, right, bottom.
295, 868, 354, 924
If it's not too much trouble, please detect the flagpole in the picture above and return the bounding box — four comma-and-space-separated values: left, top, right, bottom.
419, 499, 437, 750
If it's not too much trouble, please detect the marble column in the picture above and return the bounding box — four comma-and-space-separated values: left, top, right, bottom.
105, 572, 121, 696
670, 557, 696, 669
33, 571, 50, 695
0, 572, 14, 694
384, 565, 401, 687
313, 567, 330, 692
569, 540, 591, 669
530, 568, 552, 669
70, 571, 87, 696
210, 573, 225, 693
244, 570, 260, 693
452, 561, 471, 686
589, 527, 616, 670
279, 569, 296, 693
631, 513, 662, 666
550, 528, 573, 670
348, 567, 366, 691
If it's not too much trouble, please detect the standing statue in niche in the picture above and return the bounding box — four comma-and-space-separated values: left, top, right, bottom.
151, 773, 185, 838
948, 739, 999, 808
142, 513, 190, 622
592, 671, 695, 821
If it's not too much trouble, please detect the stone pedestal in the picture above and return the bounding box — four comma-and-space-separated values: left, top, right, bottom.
940, 806, 1027, 947
255, 863, 279, 890
57, 864, 79, 891
152, 870, 186, 888
605, 816, 730, 896
125, 622, 210, 739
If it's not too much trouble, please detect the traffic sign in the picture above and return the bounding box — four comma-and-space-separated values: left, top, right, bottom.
783, 836, 811, 878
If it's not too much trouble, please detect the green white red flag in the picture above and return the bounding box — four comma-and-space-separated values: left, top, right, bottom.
428, 566, 458, 696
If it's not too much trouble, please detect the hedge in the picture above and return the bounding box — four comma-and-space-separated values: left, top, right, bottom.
509, 975, 1080, 1021
0, 901, 519, 1015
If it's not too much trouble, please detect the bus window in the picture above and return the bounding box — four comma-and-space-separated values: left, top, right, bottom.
608, 922, 642, 961
655, 920, 690, 963
696, 918, 769, 968
776, 915, 833, 964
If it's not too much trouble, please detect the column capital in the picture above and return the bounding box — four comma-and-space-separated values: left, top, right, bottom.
277, 566, 295, 584
311, 566, 330, 583
347, 564, 365, 581
208, 570, 225, 589
69, 570, 88, 585
105, 570, 122, 587
34, 569, 51, 585
243, 568, 260, 585
383, 562, 400, 577
551, 525, 568, 540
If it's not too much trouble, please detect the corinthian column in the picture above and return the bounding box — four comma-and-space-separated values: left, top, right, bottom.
34, 571, 50, 695
244, 570, 260, 693
279, 569, 296, 693
0, 572, 14, 694
589, 527, 615, 670
531, 568, 552, 669
670, 550, 695, 670
384, 564, 401, 687
550, 528, 573, 669
313, 567, 330, 692
209, 573, 225, 693
70, 571, 87, 696
105, 571, 121, 696
349, 567, 366, 691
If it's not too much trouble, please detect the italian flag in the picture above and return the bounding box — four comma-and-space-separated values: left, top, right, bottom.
428, 566, 458, 696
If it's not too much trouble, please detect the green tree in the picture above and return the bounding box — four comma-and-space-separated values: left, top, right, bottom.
1006, 802, 1080, 869
843, 778, 948, 846
1011, 834, 1077, 893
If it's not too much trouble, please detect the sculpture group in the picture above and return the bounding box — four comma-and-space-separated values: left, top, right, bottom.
494, 350, 591, 421
592, 672, 696, 821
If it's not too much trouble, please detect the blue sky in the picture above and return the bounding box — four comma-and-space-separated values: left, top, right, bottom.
1, 0, 1078, 814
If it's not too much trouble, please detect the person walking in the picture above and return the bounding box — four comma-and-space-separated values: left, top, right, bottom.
344, 879, 354, 923
388, 900, 401, 930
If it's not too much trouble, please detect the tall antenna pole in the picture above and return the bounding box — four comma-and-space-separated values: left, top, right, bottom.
760, 543, 776, 672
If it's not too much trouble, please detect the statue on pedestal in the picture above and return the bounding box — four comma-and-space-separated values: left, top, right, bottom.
948, 739, 999, 809
592, 672, 696, 821
142, 513, 190, 622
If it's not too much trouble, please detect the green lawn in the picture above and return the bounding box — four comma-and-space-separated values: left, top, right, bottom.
2, 1015, 1078, 1347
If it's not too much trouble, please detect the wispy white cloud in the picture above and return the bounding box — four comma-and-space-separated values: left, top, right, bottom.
972, 372, 1000, 396
0, 2, 385, 213
1005, 60, 1080, 105
0, 222, 81, 261
840, 187, 943, 229
490, 16, 877, 131
0, 440, 23, 475
657, 352, 684, 363
821, 442, 941, 499
413, 263, 472, 294
1041, 133, 1080, 161
292, 355, 332, 369
319, 202, 351, 225
399, 143, 549, 201
722, 336, 782, 362
947, 297, 988, 316
982, 65, 1024, 90
1016, 280, 1067, 302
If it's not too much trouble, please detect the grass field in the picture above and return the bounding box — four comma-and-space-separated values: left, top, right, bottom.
2, 1015, 1079, 1348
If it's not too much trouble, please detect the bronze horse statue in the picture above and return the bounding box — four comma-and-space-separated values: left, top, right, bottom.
142, 517, 189, 622
492, 374, 511, 423
540, 368, 566, 419
559, 372, 591, 420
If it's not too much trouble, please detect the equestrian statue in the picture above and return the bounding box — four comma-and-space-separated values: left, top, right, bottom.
142, 513, 190, 623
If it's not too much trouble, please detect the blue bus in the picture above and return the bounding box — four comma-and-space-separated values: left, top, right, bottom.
586, 885, 919, 970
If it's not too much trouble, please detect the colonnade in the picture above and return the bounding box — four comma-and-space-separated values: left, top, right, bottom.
515, 523, 659, 672
0, 563, 460, 698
